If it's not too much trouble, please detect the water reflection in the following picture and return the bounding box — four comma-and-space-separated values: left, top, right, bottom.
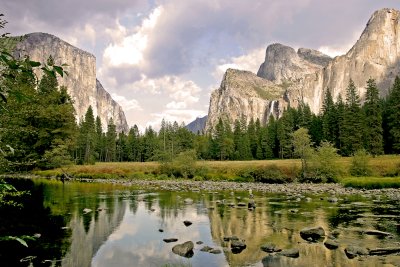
2, 179, 400, 267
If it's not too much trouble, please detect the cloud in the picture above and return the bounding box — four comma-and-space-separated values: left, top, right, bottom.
213, 47, 265, 79
103, 6, 162, 67
111, 93, 142, 111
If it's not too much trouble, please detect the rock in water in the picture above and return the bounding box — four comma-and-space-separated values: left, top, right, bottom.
324, 239, 339, 250
277, 248, 300, 258
344, 246, 369, 259
163, 238, 178, 243
183, 220, 193, 227
261, 243, 281, 253
83, 208, 92, 214
172, 241, 194, 258
231, 240, 247, 254
300, 226, 325, 241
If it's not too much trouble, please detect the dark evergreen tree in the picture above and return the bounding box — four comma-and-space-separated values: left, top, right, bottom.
321, 88, 337, 144
363, 78, 383, 155
105, 118, 117, 162
387, 76, 400, 153
340, 79, 364, 155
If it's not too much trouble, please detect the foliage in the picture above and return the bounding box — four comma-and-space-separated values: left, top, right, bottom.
251, 165, 291, 183
350, 149, 371, 176
159, 150, 198, 178
363, 78, 383, 155
291, 127, 314, 177
309, 141, 340, 183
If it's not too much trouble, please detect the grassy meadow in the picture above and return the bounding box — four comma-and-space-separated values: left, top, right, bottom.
32, 155, 400, 189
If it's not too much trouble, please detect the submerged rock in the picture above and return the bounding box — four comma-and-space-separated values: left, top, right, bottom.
184, 198, 194, 204
183, 220, 193, 227
344, 245, 369, 259
200, 246, 213, 252
172, 241, 194, 258
278, 248, 300, 258
300, 226, 325, 241
364, 229, 392, 236
209, 249, 222, 254
223, 236, 239, 242
163, 238, 178, 243
324, 239, 339, 249
231, 240, 247, 254
369, 247, 400, 255
260, 243, 281, 253
83, 208, 92, 214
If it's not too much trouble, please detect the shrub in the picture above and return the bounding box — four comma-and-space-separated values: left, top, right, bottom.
159, 150, 197, 178
350, 149, 371, 176
252, 165, 290, 184
305, 141, 340, 183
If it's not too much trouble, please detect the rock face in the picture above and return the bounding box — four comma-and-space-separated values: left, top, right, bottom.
205, 69, 285, 132
257, 43, 331, 83
13, 32, 129, 133
206, 8, 400, 131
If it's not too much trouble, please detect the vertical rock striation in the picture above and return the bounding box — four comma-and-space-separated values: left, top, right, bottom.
13, 32, 129, 132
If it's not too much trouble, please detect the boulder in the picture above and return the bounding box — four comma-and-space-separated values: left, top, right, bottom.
300, 226, 325, 241
172, 241, 194, 258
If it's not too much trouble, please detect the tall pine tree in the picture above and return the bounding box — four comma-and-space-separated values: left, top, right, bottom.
363, 78, 383, 155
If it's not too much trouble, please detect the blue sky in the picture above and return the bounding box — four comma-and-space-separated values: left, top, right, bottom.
3, 0, 400, 131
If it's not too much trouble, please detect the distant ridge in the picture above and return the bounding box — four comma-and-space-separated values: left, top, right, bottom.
185, 116, 207, 133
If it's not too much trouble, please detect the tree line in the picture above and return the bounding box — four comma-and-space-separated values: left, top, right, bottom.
76, 77, 400, 164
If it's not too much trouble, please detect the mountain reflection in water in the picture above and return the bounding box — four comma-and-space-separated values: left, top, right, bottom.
1, 179, 399, 267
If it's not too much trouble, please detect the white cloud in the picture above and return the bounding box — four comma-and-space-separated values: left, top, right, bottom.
111, 93, 142, 111
103, 6, 163, 67
166, 101, 187, 109
213, 47, 265, 79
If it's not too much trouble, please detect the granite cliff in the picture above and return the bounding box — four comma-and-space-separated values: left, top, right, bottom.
12, 32, 129, 133
205, 8, 400, 131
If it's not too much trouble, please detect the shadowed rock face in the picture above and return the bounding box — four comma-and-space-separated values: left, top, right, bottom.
13, 32, 129, 133
206, 8, 400, 131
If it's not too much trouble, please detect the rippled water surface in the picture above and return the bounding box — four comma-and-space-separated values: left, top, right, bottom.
1, 178, 399, 267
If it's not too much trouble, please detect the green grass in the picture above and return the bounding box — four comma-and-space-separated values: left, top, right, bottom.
31, 155, 400, 186
341, 177, 400, 189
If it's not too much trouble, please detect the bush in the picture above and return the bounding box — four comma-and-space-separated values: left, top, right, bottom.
159, 150, 197, 178
350, 149, 371, 176
306, 142, 340, 183
252, 165, 291, 184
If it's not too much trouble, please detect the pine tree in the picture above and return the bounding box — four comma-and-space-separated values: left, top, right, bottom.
77, 106, 96, 164
340, 79, 364, 155
105, 118, 117, 162
387, 76, 400, 153
363, 78, 383, 155
321, 88, 337, 144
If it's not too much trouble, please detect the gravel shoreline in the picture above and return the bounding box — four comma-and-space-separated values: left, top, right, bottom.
77, 178, 400, 200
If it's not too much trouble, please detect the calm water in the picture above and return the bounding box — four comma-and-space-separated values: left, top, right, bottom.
1, 178, 399, 267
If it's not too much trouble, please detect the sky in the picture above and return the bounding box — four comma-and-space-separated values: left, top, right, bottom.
2, 0, 400, 131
